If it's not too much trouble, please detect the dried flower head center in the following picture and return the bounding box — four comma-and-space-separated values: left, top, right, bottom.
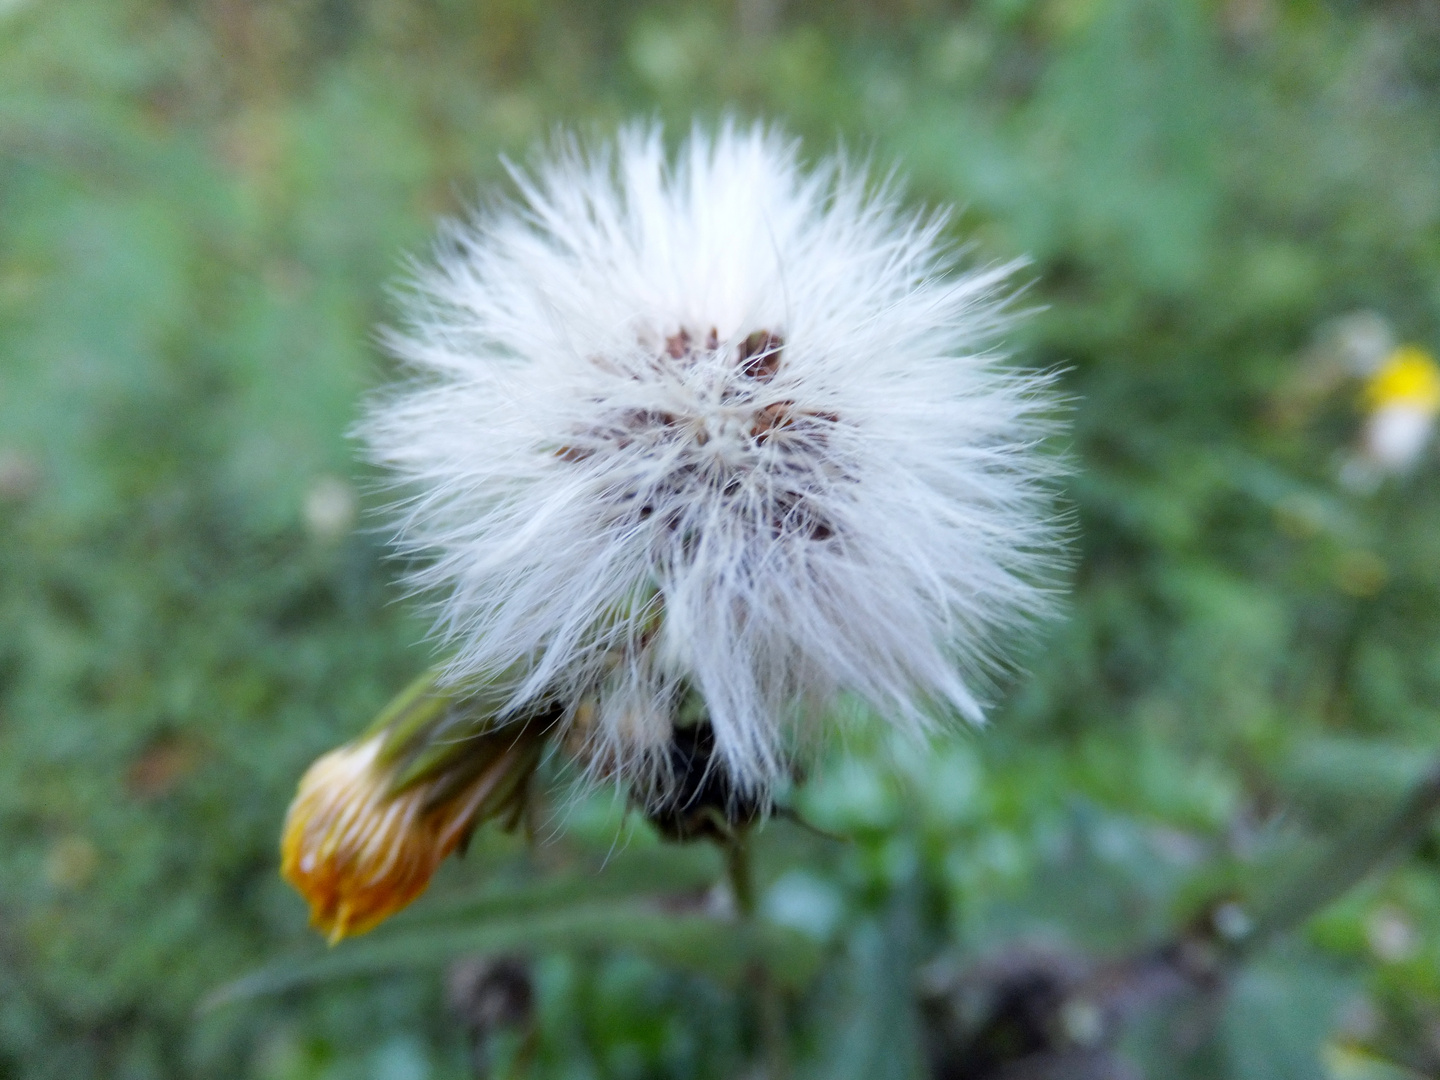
560, 328, 843, 541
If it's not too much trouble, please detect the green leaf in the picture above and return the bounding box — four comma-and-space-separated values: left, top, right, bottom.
205, 903, 820, 1009
1219, 950, 1354, 1080
403, 844, 725, 926
806, 889, 926, 1080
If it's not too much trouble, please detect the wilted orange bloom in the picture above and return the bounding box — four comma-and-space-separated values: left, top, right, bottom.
281, 734, 528, 943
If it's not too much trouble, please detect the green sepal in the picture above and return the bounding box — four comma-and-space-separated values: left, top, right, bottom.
418, 728, 547, 818
359, 665, 556, 798
389, 704, 551, 797
364, 668, 453, 754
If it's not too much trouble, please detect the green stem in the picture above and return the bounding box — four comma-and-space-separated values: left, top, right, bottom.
500, 1026, 538, 1080
726, 834, 790, 1080
1243, 762, 1440, 953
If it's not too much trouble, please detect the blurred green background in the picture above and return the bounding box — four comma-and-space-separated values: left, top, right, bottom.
6, 0, 1440, 1077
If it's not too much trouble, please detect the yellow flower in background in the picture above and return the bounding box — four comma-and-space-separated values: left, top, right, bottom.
1362, 345, 1440, 414
1347, 345, 1440, 480
281, 731, 541, 943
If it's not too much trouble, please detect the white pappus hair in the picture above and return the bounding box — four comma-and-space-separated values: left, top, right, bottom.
363, 122, 1066, 802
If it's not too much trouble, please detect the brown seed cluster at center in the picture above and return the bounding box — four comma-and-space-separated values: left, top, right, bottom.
558, 327, 842, 541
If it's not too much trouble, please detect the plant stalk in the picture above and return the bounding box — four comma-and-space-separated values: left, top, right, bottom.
1243, 761, 1440, 953
727, 835, 790, 1080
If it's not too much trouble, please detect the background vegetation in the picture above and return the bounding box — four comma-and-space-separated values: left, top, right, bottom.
6, 0, 1440, 1077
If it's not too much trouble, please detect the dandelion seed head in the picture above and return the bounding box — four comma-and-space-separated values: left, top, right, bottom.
363, 122, 1066, 801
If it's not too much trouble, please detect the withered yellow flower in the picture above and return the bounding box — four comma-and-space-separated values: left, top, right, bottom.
281, 732, 538, 943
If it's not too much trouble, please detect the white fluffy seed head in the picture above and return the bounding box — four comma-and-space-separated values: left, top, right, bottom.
363, 122, 1067, 802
